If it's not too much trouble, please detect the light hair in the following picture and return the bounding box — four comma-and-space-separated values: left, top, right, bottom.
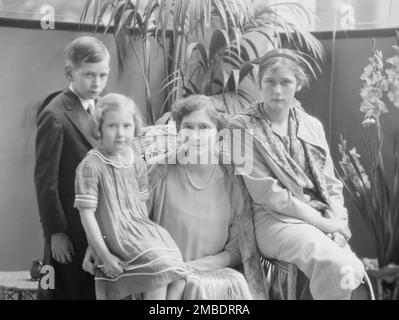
91, 93, 142, 140
65, 36, 110, 69
258, 49, 310, 89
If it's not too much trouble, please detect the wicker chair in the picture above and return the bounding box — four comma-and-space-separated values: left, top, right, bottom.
261, 258, 306, 300
261, 257, 375, 300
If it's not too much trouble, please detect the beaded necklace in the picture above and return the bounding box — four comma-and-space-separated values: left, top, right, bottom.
184, 164, 218, 190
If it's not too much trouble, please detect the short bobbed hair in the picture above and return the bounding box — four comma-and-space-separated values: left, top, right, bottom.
91, 93, 142, 140
65, 36, 110, 69
258, 49, 310, 90
171, 95, 229, 132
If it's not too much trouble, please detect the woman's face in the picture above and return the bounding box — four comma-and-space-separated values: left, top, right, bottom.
179, 108, 218, 163
260, 65, 300, 114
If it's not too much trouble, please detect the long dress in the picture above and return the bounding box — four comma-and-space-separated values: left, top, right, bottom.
148, 163, 253, 299
74, 148, 187, 300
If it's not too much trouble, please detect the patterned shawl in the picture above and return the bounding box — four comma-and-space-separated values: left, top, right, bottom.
234, 100, 333, 211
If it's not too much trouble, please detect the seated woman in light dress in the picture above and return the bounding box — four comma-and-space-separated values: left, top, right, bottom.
228, 49, 366, 299
147, 94, 267, 300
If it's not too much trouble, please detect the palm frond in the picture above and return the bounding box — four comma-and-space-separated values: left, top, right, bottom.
209, 29, 230, 62
79, 0, 325, 124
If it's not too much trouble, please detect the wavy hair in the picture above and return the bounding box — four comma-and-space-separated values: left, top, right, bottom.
91, 93, 142, 140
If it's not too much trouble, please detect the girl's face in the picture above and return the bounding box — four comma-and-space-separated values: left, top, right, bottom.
179, 108, 218, 162
260, 65, 300, 114
100, 108, 135, 155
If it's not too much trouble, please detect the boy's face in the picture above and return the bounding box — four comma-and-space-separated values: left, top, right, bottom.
68, 58, 110, 100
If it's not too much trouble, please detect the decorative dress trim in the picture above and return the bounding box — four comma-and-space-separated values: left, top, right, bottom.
74, 195, 98, 207
95, 267, 187, 282
96, 247, 181, 267
98, 255, 183, 272
89, 147, 135, 168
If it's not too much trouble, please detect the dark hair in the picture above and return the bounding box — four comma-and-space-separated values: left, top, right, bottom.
91, 93, 142, 140
258, 49, 310, 89
171, 95, 229, 132
65, 36, 110, 68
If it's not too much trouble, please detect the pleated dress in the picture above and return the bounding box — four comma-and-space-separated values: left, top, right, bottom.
74, 147, 187, 299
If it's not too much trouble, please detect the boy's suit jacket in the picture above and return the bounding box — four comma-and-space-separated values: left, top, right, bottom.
35, 88, 97, 243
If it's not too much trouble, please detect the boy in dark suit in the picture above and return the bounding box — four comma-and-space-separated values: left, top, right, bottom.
34, 36, 110, 299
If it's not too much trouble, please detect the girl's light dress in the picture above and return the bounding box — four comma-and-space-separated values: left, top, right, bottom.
74, 147, 187, 299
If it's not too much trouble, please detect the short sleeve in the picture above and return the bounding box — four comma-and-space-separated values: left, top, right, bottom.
74, 158, 99, 209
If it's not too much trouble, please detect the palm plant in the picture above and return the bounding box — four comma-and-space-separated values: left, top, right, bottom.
80, 0, 324, 124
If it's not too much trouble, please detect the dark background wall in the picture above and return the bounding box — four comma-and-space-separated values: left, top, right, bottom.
0, 22, 166, 270
301, 29, 399, 260
0, 21, 398, 270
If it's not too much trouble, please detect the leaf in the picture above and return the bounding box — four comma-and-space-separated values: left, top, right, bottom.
92, 0, 100, 26
143, 0, 159, 39
232, 27, 242, 60
238, 62, 256, 82
213, 0, 229, 31
186, 42, 208, 68
241, 37, 259, 59
161, 85, 181, 113
226, 69, 240, 94
80, 0, 94, 26
209, 29, 230, 62
104, 0, 126, 33
95, 0, 113, 32
115, 8, 135, 38
222, 55, 241, 69
246, 28, 276, 48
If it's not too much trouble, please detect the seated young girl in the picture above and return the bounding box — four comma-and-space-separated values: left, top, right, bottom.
74, 93, 187, 300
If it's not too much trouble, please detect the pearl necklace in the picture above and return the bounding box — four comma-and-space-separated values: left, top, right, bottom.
184, 164, 217, 190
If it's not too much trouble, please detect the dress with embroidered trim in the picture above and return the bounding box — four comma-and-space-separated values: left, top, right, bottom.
74, 147, 187, 299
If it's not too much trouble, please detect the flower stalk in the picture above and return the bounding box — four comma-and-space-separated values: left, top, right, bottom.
338, 31, 399, 268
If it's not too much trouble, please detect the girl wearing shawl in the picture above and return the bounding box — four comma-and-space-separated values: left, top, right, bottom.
229, 49, 365, 299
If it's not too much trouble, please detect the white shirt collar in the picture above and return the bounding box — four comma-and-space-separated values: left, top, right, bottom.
69, 84, 95, 112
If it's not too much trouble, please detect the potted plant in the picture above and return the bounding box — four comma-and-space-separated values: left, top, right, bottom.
338, 31, 399, 300
80, 0, 324, 124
